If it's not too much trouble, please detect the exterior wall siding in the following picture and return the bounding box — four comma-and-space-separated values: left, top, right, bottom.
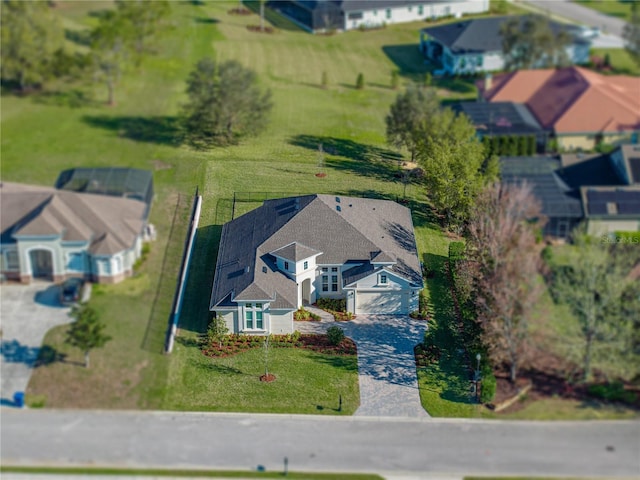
2, 236, 144, 285
270, 310, 294, 334
345, 0, 488, 30
588, 219, 640, 236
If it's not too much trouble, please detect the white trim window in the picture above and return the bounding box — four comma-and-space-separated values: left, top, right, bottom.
244, 303, 264, 330
379, 273, 388, 285
4, 250, 19, 271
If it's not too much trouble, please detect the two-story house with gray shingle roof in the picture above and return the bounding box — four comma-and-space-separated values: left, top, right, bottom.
210, 195, 423, 334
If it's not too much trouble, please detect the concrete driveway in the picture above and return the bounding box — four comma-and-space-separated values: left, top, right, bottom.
0, 282, 72, 406
296, 312, 429, 417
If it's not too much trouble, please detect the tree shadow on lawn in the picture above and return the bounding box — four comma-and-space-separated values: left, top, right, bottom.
290, 134, 403, 164
382, 44, 430, 81
421, 252, 474, 404
194, 16, 220, 24
82, 115, 182, 146
191, 357, 245, 376
312, 351, 359, 373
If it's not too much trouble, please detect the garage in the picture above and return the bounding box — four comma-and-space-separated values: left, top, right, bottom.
355, 290, 408, 315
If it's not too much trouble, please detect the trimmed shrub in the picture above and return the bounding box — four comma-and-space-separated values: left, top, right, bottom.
317, 297, 346, 312
588, 382, 637, 404
356, 72, 365, 89
326, 325, 345, 346
448, 241, 465, 262
480, 365, 497, 403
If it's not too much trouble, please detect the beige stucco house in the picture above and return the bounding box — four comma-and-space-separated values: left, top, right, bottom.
1, 178, 151, 284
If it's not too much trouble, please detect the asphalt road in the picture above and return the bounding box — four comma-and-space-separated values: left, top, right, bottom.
2, 410, 639, 477
519, 0, 627, 37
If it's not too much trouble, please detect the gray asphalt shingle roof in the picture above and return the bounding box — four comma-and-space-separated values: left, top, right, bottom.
210, 195, 422, 311
500, 157, 583, 218
422, 15, 586, 55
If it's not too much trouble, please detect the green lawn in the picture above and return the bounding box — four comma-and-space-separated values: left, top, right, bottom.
7, 0, 452, 412
7, 1, 631, 418
164, 344, 359, 414
575, 0, 635, 21
0, 466, 382, 480
590, 47, 640, 76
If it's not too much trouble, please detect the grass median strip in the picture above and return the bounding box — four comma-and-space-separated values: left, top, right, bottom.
0, 466, 382, 479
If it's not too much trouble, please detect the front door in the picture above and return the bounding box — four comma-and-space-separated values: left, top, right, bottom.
302, 278, 311, 305
30, 249, 53, 280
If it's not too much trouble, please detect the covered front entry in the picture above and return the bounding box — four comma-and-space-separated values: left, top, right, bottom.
29, 249, 54, 280
355, 291, 408, 315
301, 278, 311, 305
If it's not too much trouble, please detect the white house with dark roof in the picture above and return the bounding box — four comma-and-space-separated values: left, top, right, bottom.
0, 181, 150, 284
210, 195, 423, 334
271, 0, 489, 33
420, 16, 590, 75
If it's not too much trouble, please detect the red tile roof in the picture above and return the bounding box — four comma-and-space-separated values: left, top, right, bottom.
479, 67, 640, 134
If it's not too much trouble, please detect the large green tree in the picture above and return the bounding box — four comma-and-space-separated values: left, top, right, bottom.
552, 231, 635, 382
500, 14, 572, 70
90, 10, 131, 105
386, 83, 440, 162
623, 1, 640, 68
181, 58, 273, 148
115, 0, 171, 65
65, 304, 112, 368
0, 0, 64, 91
416, 108, 498, 228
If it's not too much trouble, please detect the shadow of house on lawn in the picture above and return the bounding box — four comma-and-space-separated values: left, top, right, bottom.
382, 44, 430, 81
82, 115, 182, 146
178, 224, 223, 336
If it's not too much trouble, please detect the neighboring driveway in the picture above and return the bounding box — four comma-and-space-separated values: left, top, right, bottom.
0, 283, 72, 406
296, 312, 429, 417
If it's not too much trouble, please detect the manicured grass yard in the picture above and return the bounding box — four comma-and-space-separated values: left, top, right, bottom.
575, 0, 635, 21
6, 1, 634, 418
164, 343, 359, 414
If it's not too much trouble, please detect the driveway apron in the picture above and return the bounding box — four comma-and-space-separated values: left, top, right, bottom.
296, 313, 429, 417
0, 283, 71, 406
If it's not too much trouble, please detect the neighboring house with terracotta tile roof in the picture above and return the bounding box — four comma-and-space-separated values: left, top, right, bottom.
210, 195, 423, 334
420, 16, 590, 75
271, 0, 488, 33
501, 144, 640, 238
478, 67, 640, 151
0, 179, 151, 284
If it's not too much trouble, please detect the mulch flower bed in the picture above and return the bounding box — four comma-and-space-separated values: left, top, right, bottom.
228, 7, 252, 15
202, 333, 357, 358
246, 25, 275, 33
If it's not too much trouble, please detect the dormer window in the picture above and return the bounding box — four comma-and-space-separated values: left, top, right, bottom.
284, 261, 289, 271
379, 274, 388, 285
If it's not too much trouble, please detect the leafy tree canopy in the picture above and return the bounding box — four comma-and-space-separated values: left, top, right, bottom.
416, 108, 498, 228
0, 0, 65, 91
500, 14, 572, 70
65, 303, 112, 368
181, 58, 273, 148
386, 83, 440, 162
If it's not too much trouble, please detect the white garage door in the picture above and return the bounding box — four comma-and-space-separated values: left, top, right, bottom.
355, 291, 408, 315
